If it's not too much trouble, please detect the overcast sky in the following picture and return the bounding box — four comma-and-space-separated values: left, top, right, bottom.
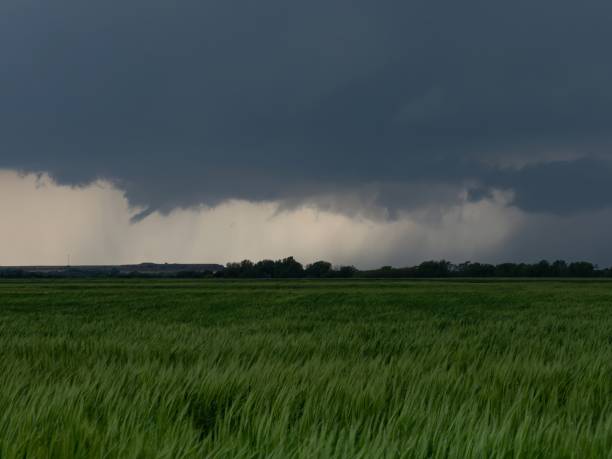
2, 1, 612, 267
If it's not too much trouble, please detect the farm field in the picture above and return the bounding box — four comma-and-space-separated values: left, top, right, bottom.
0, 279, 611, 458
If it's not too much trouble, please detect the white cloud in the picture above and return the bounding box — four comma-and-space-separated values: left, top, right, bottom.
0, 169, 527, 267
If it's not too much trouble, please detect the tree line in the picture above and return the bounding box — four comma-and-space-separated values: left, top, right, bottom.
216, 257, 612, 278
1, 258, 611, 278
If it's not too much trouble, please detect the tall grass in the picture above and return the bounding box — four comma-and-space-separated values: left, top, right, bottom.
0, 280, 611, 458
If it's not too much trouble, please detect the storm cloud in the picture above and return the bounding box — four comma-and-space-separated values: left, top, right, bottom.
1, 0, 612, 262
5, 170, 612, 267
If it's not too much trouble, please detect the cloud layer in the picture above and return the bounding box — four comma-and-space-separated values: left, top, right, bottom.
0, 170, 523, 267
2, 1, 612, 264
3, 170, 612, 267
1, 0, 612, 217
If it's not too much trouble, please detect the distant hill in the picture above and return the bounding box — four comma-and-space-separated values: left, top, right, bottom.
0, 263, 224, 277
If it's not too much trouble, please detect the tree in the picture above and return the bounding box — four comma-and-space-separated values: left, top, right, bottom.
417, 260, 452, 277
275, 256, 304, 278
550, 260, 568, 277
336, 265, 358, 278
254, 259, 276, 278
532, 260, 551, 277
305, 261, 332, 277
568, 261, 595, 277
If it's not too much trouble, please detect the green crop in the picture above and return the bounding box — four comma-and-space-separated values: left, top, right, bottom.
0, 280, 610, 458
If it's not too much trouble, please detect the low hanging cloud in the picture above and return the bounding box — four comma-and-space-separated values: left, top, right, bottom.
0, 170, 525, 267
3, 170, 612, 267
1, 0, 612, 218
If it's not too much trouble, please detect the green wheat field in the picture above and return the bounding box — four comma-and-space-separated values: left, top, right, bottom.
0, 280, 611, 458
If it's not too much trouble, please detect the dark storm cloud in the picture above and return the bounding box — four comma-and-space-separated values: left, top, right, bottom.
489, 158, 612, 214
2, 0, 612, 214
495, 208, 612, 266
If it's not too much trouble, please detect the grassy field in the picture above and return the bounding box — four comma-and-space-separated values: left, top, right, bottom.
0, 279, 611, 458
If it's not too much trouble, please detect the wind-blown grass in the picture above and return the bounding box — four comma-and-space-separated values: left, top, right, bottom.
0, 280, 610, 458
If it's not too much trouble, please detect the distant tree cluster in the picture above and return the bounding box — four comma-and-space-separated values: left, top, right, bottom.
216, 258, 612, 279
216, 257, 358, 278
359, 260, 612, 278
